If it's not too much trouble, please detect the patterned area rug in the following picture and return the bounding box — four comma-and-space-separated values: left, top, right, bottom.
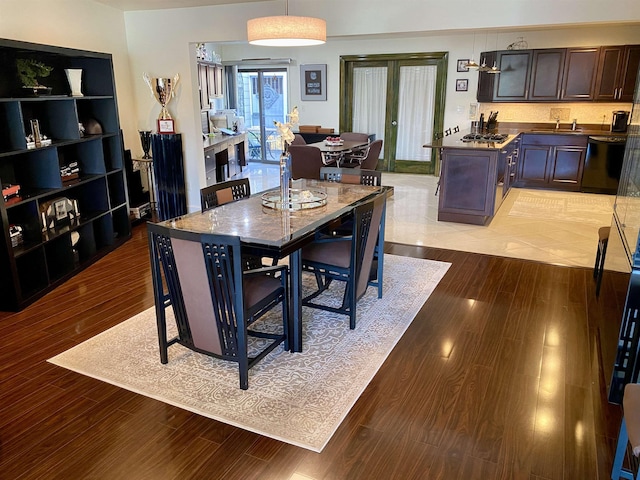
49, 254, 450, 452
508, 190, 613, 225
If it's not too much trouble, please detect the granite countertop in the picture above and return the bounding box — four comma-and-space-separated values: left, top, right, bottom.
424, 122, 627, 150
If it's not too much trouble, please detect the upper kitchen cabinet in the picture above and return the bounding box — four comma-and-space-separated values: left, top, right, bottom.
560, 47, 599, 100
477, 44, 639, 103
197, 61, 223, 110
476, 51, 497, 102
492, 50, 532, 101
594, 45, 640, 102
529, 49, 565, 101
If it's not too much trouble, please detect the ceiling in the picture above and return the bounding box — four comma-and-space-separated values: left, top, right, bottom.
93, 0, 268, 11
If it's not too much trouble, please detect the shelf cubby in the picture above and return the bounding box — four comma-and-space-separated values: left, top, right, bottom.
0, 101, 25, 153
45, 233, 75, 281
58, 138, 106, 177
20, 99, 81, 142
94, 213, 115, 249
103, 135, 123, 171
108, 171, 126, 208
76, 98, 118, 134
16, 247, 48, 299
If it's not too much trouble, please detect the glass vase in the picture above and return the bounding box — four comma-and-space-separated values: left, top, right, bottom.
279, 148, 291, 210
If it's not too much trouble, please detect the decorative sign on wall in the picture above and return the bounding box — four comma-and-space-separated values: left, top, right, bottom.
300, 64, 327, 101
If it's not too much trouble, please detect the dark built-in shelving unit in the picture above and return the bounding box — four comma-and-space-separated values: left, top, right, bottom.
0, 38, 130, 311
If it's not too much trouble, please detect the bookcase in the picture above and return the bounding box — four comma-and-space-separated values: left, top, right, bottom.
0, 39, 130, 311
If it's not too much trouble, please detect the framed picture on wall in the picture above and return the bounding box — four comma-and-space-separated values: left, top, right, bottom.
300, 64, 327, 101
456, 79, 469, 92
457, 59, 470, 72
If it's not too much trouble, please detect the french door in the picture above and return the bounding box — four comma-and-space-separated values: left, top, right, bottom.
340, 53, 448, 173
236, 68, 289, 163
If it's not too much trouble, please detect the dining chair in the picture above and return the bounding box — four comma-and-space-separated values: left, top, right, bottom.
289, 145, 325, 180
147, 223, 290, 390
200, 178, 251, 211
291, 134, 306, 145
342, 139, 383, 170
301, 191, 387, 329
320, 167, 382, 186
612, 382, 640, 479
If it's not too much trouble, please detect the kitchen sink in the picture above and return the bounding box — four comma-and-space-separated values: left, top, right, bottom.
529, 128, 584, 133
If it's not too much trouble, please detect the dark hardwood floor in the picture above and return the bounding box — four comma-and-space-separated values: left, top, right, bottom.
0, 223, 630, 479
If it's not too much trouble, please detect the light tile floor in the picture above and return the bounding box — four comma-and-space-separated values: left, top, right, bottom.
240, 163, 614, 269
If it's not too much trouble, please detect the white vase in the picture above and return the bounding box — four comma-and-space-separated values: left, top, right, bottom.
65, 68, 83, 97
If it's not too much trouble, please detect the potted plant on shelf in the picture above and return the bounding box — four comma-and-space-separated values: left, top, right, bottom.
16, 59, 53, 96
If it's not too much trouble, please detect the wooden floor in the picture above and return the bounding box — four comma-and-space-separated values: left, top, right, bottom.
0, 223, 631, 479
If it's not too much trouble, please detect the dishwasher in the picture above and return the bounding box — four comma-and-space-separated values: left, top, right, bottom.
581, 135, 627, 194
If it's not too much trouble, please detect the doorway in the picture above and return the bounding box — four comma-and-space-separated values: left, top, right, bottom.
339, 53, 448, 173
236, 68, 289, 163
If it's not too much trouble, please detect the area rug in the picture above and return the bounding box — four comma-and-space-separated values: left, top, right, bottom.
48, 254, 450, 453
508, 189, 613, 225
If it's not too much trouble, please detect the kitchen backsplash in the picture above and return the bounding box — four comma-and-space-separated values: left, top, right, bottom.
478, 102, 632, 128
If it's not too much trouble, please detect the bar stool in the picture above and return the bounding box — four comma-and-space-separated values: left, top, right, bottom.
593, 226, 610, 297
612, 383, 640, 479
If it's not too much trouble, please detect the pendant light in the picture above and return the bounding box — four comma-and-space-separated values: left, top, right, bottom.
465, 33, 479, 69
247, 0, 326, 47
486, 32, 501, 74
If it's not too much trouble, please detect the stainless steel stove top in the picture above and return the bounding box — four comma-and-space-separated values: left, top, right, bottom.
461, 133, 509, 144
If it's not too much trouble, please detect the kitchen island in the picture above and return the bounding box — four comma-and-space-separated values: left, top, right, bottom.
426, 133, 520, 225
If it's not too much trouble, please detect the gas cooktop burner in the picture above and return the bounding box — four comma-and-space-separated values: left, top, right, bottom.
462, 133, 508, 144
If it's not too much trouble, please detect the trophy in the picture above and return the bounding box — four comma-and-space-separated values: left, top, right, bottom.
143, 73, 180, 133
139, 130, 152, 159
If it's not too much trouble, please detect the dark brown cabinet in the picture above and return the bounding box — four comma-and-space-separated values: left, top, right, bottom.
529, 49, 565, 101
493, 50, 532, 101
560, 47, 599, 100
197, 61, 223, 110
595, 45, 640, 102
0, 39, 130, 311
515, 134, 587, 190
478, 44, 638, 103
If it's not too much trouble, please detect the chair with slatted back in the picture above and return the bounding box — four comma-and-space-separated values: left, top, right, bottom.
147, 223, 289, 390
301, 191, 387, 329
200, 178, 251, 211
342, 139, 383, 170
320, 167, 382, 186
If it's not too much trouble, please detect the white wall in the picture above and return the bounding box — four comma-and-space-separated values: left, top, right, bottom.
0, 0, 137, 151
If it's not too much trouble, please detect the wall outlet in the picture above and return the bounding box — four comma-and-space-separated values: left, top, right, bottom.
549, 108, 570, 121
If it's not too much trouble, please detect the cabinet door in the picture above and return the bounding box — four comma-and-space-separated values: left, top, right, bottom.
619, 45, 640, 102
476, 51, 496, 102
561, 47, 599, 100
493, 50, 532, 101
517, 144, 550, 187
529, 49, 565, 101
549, 146, 585, 188
594, 46, 624, 101
198, 63, 209, 110
207, 64, 223, 99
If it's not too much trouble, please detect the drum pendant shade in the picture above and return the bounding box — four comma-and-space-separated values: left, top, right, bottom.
247, 15, 326, 46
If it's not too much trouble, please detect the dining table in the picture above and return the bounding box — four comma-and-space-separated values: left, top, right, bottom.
307, 140, 369, 166
154, 178, 388, 352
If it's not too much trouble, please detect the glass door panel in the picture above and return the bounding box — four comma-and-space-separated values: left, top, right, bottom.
395, 65, 437, 163
236, 68, 288, 163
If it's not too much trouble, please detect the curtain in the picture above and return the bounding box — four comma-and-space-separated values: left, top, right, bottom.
396, 65, 437, 161
352, 67, 387, 147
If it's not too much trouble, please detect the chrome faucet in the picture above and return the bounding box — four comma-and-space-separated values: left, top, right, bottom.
571, 118, 578, 131
555, 117, 560, 130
